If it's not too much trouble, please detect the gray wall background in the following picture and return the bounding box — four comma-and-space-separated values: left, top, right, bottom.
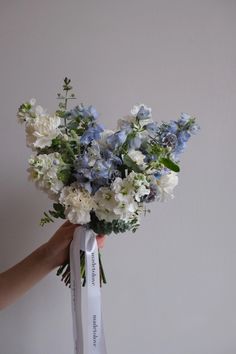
0, 1, 235, 353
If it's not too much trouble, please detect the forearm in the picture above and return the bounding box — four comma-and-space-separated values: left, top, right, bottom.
0, 243, 56, 310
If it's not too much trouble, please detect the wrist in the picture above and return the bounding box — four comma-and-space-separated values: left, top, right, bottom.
38, 242, 58, 271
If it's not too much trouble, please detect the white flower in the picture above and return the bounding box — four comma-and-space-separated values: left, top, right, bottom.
59, 184, 95, 224
113, 193, 139, 221
35, 104, 47, 116
94, 171, 151, 223
94, 187, 120, 222
156, 171, 179, 202
112, 172, 150, 220
125, 171, 150, 202
127, 149, 147, 170
28, 152, 64, 197
26, 115, 61, 149
17, 98, 48, 124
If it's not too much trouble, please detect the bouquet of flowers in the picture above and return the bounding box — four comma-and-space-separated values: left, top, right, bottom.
17, 78, 199, 287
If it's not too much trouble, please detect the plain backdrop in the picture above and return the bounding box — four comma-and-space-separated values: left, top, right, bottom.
0, 1, 235, 353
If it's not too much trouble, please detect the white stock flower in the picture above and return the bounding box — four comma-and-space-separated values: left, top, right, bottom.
156, 171, 179, 202
112, 172, 150, 221
94, 171, 151, 223
94, 187, 120, 222
26, 115, 61, 149
17, 98, 48, 124
28, 152, 64, 196
59, 184, 95, 224
113, 194, 138, 222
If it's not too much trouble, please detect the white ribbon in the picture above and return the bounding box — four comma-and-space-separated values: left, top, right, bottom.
70, 226, 107, 354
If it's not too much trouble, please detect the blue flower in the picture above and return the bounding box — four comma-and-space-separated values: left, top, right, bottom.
106, 130, 128, 149
129, 135, 142, 149
171, 130, 191, 159
74, 141, 122, 194
137, 106, 151, 120
145, 122, 158, 136
83, 105, 99, 119
101, 149, 122, 166
91, 160, 112, 180
67, 104, 98, 120
131, 104, 152, 120
80, 123, 104, 145
178, 112, 191, 126
168, 121, 178, 134
190, 123, 200, 135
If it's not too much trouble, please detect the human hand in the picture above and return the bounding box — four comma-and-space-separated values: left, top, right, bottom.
46, 221, 106, 268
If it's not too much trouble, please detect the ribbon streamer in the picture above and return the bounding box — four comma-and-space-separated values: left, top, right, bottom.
70, 226, 107, 354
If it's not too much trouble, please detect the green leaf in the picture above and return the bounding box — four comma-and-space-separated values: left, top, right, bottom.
49, 210, 60, 218
58, 168, 72, 184
160, 158, 180, 172
53, 203, 65, 213
122, 154, 142, 173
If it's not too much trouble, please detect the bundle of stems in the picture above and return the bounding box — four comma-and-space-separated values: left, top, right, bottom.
56, 250, 107, 287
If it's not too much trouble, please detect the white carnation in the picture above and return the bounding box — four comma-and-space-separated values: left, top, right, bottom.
156, 171, 179, 202
59, 184, 95, 224
26, 115, 61, 149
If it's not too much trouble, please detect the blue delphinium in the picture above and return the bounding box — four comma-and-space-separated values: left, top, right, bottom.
131, 104, 152, 120
66, 104, 99, 120
106, 130, 128, 149
74, 141, 122, 194
155, 113, 199, 161
80, 122, 104, 145
145, 122, 159, 136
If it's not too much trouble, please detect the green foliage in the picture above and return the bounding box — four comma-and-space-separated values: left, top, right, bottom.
56, 77, 76, 132
40, 203, 66, 226
160, 157, 180, 172
57, 168, 72, 184
63, 77, 73, 92
40, 212, 54, 226
89, 212, 139, 235
122, 154, 142, 173
19, 102, 32, 112
50, 138, 77, 164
